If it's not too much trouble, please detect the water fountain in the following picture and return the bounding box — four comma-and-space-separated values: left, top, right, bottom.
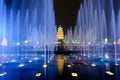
65, 0, 120, 79
0, 0, 57, 52
64, 1, 120, 79
0, 1, 57, 80
0, 1, 57, 76
65, 0, 119, 64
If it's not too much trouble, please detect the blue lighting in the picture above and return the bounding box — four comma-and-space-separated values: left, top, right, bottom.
18, 63, 25, 67
100, 58, 105, 62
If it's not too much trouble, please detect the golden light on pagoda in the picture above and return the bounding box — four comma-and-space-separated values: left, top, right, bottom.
57, 25, 64, 40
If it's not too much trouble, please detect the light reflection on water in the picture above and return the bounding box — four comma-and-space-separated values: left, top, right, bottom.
0, 52, 119, 80
57, 55, 64, 75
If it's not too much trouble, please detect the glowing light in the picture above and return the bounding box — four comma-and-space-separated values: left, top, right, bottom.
88, 55, 90, 58
24, 40, 28, 44
2, 38, 8, 46
117, 58, 120, 61
74, 40, 77, 42
0, 63, 2, 66
115, 63, 119, 66
91, 63, 96, 67
41, 54, 44, 57
105, 53, 109, 59
34, 57, 38, 60
47, 60, 50, 63
0, 72, 7, 76
57, 55, 64, 75
83, 54, 86, 56
105, 38, 108, 43
82, 41, 85, 45
71, 73, 78, 77
18, 63, 24, 67
35, 73, 41, 77
105, 71, 114, 75
67, 65, 72, 67
82, 61, 88, 65
28, 60, 32, 63
118, 38, 120, 45
64, 56, 67, 60
43, 64, 47, 68
88, 42, 91, 45
114, 41, 116, 44
100, 58, 104, 62
11, 59, 16, 62
57, 25, 64, 40
16, 42, 20, 46
36, 41, 39, 45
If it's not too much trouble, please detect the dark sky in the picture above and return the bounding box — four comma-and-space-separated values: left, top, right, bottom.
54, 0, 83, 32
5, 0, 83, 33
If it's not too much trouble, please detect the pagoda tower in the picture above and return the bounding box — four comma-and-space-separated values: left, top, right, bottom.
57, 25, 64, 41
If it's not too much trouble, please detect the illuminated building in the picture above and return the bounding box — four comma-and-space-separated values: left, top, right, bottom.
57, 25, 64, 40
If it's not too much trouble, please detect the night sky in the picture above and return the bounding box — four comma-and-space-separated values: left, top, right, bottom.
4, 0, 120, 28
5, 0, 83, 33
54, 0, 83, 32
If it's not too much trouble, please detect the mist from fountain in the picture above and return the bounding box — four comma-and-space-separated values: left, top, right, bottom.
0, 0, 57, 70
0, 0, 57, 52
65, 0, 120, 65
77, 0, 119, 64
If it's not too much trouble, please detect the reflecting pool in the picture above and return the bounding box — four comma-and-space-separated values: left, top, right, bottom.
0, 52, 119, 80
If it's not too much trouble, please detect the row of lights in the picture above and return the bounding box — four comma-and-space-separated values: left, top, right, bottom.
1, 38, 120, 46
66, 38, 120, 45
1, 40, 54, 46
68, 63, 114, 77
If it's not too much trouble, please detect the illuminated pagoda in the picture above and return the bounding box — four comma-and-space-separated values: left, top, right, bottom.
57, 25, 64, 41
56, 25, 65, 52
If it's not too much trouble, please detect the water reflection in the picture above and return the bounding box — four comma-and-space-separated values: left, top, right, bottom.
57, 55, 64, 76
0, 52, 119, 80
105, 63, 110, 71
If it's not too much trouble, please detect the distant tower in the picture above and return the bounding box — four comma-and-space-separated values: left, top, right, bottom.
57, 25, 64, 40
